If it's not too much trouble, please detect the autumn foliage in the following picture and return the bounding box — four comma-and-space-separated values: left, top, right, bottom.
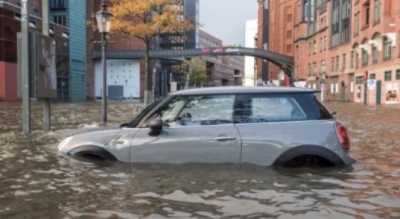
108, 0, 194, 105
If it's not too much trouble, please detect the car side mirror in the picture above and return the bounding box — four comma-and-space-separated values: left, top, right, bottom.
120, 122, 129, 128
149, 118, 163, 136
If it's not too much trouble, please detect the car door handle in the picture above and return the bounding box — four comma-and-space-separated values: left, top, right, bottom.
214, 137, 236, 141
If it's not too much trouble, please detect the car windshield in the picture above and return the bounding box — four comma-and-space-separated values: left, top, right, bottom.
124, 97, 165, 128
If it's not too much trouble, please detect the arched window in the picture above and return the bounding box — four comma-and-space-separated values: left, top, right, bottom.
362, 39, 369, 66
383, 37, 392, 59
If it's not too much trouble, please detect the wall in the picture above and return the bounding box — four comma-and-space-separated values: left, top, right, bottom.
94, 59, 141, 99
244, 19, 257, 86
68, 0, 87, 101
0, 62, 19, 101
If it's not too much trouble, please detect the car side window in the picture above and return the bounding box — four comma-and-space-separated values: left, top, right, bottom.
235, 94, 307, 123
162, 95, 235, 127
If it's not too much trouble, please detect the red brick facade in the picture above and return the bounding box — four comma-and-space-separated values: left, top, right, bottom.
260, 0, 400, 104
268, 0, 296, 80
0, 0, 68, 101
295, 0, 400, 104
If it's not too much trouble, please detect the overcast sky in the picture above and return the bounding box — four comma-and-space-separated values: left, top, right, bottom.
199, 0, 258, 46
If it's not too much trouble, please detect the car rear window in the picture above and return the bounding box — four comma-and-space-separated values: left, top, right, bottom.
234, 94, 307, 123
234, 93, 333, 123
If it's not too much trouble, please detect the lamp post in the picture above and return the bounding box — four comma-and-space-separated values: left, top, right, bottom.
96, 0, 112, 124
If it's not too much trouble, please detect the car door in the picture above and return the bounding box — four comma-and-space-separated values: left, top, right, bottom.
130, 94, 242, 164
234, 94, 310, 166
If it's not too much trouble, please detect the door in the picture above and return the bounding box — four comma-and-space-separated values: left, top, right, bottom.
364, 81, 368, 104
376, 80, 382, 105
234, 94, 311, 166
130, 94, 241, 164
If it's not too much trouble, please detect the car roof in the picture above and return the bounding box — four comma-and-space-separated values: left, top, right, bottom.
171, 86, 317, 96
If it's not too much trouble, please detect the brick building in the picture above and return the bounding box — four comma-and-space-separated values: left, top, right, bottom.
0, 0, 70, 101
256, 0, 295, 84
259, 0, 400, 105
295, 0, 399, 104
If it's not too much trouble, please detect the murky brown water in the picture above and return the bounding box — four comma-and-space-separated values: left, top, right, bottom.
0, 101, 399, 219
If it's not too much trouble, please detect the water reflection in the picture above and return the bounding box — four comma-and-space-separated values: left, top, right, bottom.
0, 102, 399, 218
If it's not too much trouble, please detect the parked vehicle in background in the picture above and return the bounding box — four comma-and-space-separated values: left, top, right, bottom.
58, 86, 356, 168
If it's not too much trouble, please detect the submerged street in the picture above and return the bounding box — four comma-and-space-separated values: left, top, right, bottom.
0, 101, 399, 218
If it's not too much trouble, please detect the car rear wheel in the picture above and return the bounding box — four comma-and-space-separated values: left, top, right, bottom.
282, 155, 335, 168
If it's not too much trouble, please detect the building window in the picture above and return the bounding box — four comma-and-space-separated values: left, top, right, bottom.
374, 0, 381, 23
303, 0, 309, 21
355, 52, 359, 68
383, 37, 392, 59
313, 62, 317, 75
354, 12, 360, 35
350, 51, 354, 68
336, 56, 339, 71
365, 7, 370, 26
369, 73, 376, 79
384, 71, 392, 81
287, 13, 293, 22
342, 53, 346, 70
324, 36, 327, 50
313, 41, 317, 53
331, 0, 350, 47
53, 15, 67, 26
309, 43, 312, 56
362, 49, 368, 66
287, 30, 292, 39
321, 60, 326, 73
331, 57, 335, 71
396, 70, 400, 80
356, 76, 364, 84
308, 63, 312, 76
33, 8, 39, 16
286, 44, 292, 53
320, 38, 323, 51
341, 0, 350, 43
50, 0, 68, 9
372, 46, 378, 63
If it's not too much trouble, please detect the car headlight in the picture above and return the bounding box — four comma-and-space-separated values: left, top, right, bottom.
57, 136, 73, 151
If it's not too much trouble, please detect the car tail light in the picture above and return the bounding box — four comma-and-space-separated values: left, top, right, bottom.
335, 123, 350, 150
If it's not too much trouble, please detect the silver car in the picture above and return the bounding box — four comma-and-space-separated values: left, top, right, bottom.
57, 86, 356, 167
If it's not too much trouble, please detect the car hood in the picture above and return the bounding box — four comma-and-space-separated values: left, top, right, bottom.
58, 126, 123, 152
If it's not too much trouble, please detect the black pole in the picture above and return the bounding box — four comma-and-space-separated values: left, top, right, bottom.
101, 32, 107, 124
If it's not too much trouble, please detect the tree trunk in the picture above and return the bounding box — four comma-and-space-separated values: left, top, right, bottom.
144, 41, 152, 107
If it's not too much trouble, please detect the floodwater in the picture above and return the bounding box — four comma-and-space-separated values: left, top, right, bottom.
0, 101, 399, 219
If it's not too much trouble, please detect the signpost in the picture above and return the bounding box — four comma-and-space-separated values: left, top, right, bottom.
21, 0, 30, 135
42, 0, 51, 132
18, 0, 55, 135
367, 79, 376, 90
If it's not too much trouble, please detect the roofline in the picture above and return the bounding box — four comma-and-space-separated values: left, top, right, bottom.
170, 86, 319, 96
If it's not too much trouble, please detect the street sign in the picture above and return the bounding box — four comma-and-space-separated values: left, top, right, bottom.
367, 79, 376, 90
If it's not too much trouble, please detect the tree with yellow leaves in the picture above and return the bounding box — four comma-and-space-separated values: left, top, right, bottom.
108, 0, 194, 106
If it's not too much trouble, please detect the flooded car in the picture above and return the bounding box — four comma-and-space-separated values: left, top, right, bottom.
57, 86, 356, 167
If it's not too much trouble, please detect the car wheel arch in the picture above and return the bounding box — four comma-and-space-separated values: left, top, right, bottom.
68, 145, 117, 161
272, 145, 345, 167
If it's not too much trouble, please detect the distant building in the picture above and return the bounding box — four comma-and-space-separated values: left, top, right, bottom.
156, 0, 200, 95
199, 29, 244, 86
244, 19, 258, 86
256, 0, 270, 82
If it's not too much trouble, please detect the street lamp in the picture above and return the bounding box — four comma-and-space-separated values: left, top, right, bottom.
96, 0, 112, 124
